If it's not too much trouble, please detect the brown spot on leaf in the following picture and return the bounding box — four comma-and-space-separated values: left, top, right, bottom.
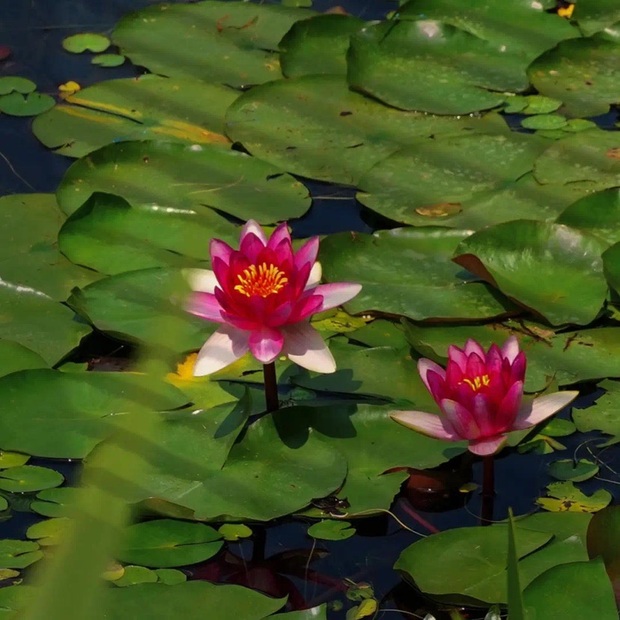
415, 202, 462, 217
607, 148, 620, 160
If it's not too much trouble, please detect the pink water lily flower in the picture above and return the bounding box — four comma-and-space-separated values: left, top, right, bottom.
391, 337, 579, 456
186, 220, 361, 375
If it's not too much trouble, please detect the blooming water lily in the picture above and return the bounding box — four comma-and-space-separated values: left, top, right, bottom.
391, 337, 579, 456
187, 220, 361, 376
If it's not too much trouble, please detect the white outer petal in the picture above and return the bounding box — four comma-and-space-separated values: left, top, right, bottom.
316, 282, 362, 311
240, 219, 267, 245
194, 326, 250, 376
184, 268, 218, 293
513, 390, 579, 429
305, 262, 322, 290
282, 323, 336, 373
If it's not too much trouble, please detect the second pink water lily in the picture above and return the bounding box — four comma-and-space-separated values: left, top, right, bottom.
186, 220, 361, 375
391, 337, 579, 456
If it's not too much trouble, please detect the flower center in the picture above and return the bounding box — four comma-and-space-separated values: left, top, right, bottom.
233, 262, 288, 298
461, 374, 490, 392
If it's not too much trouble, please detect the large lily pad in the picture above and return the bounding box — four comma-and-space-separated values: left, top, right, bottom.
112, 1, 315, 87
404, 320, 620, 392
0, 369, 188, 459
356, 133, 547, 225
453, 220, 608, 325
0, 340, 48, 378
225, 74, 509, 185
0, 194, 98, 300
279, 14, 365, 78
347, 20, 517, 114
68, 267, 214, 353
32, 76, 236, 158
56, 140, 310, 222
58, 193, 237, 275
573, 0, 620, 35
572, 379, 620, 445
529, 34, 620, 118
319, 228, 515, 321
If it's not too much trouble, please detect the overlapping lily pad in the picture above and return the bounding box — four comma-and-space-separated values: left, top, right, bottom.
0, 341, 48, 378
453, 220, 608, 325
32, 76, 236, 158
319, 228, 515, 321
225, 75, 509, 185
356, 133, 548, 225
112, 0, 315, 87
56, 140, 310, 223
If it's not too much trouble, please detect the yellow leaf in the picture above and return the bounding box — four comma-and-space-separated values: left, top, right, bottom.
58, 81, 81, 98
557, 4, 574, 18
165, 352, 199, 384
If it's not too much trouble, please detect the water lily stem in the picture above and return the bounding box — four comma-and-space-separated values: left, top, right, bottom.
263, 362, 279, 412
481, 454, 495, 526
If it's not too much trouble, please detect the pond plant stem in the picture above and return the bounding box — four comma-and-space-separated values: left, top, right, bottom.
480, 455, 495, 526
263, 362, 279, 412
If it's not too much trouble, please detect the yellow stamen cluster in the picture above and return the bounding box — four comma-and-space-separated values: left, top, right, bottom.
234, 262, 288, 298
462, 374, 490, 392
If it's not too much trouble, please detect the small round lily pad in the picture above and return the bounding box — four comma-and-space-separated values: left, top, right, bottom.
0, 77, 36, 95
62, 33, 110, 54
91, 53, 125, 67
548, 459, 599, 482
521, 114, 567, 130
0, 92, 55, 117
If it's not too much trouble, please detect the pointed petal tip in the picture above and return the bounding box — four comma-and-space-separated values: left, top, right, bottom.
390, 410, 460, 441
468, 435, 507, 456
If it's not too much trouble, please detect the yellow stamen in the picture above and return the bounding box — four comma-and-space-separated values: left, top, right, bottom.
462, 374, 490, 392
234, 262, 288, 298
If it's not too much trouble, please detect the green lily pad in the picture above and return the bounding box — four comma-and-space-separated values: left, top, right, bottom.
453, 220, 608, 325
0, 77, 36, 95
26, 517, 71, 546
534, 129, 620, 189
56, 140, 310, 222
319, 228, 515, 321
523, 559, 618, 619
0, 451, 30, 469
307, 520, 355, 541
356, 133, 547, 225
548, 459, 599, 482
218, 524, 252, 541
0, 465, 63, 493
112, 1, 315, 88
279, 14, 364, 78
113, 565, 158, 587
0, 194, 99, 300
530, 34, 620, 117
0, 541, 42, 569
33, 76, 236, 158
62, 33, 110, 53
91, 53, 125, 67
0, 369, 188, 459
404, 320, 620, 392
557, 187, 620, 245
587, 504, 620, 595
105, 582, 285, 619
118, 519, 223, 568
347, 20, 515, 114
521, 114, 567, 130
574, 0, 620, 35
0, 92, 55, 117
58, 192, 237, 275
0, 341, 48, 379
68, 268, 215, 353
273, 607, 327, 620
154, 568, 186, 585
30, 487, 80, 518
225, 74, 509, 186
603, 241, 620, 296
537, 481, 612, 513
572, 379, 620, 445
0, 568, 19, 580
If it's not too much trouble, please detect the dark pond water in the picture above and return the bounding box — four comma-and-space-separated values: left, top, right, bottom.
1, 1, 619, 618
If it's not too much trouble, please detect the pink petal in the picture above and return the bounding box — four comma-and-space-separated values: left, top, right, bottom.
390, 410, 460, 441
464, 339, 486, 359
240, 220, 267, 245
267, 222, 292, 250
281, 322, 336, 373
289, 293, 323, 323
248, 327, 284, 364
240, 231, 267, 263
447, 345, 467, 372
314, 282, 362, 311
305, 262, 322, 290
513, 391, 579, 430
185, 269, 218, 294
186, 292, 225, 322
471, 393, 496, 436
510, 351, 527, 383
194, 326, 249, 376
440, 398, 480, 440
294, 237, 319, 273
501, 335, 520, 363
418, 358, 446, 391
468, 435, 507, 456
210, 239, 234, 266
495, 380, 523, 429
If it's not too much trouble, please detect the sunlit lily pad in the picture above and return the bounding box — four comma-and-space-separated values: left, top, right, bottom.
26, 517, 70, 546
529, 34, 620, 117
0, 465, 63, 493
0, 341, 48, 378
112, 565, 158, 587
537, 481, 612, 513
56, 140, 310, 222
319, 228, 515, 321
279, 14, 364, 78
356, 133, 547, 225
112, 1, 315, 87
62, 33, 110, 53
0, 92, 55, 117
453, 220, 608, 325
0, 77, 35, 95
225, 75, 509, 185
0, 541, 42, 569
91, 53, 125, 67
572, 379, 620, 445
33, 76, 236, 158
30, 488, 80, 518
